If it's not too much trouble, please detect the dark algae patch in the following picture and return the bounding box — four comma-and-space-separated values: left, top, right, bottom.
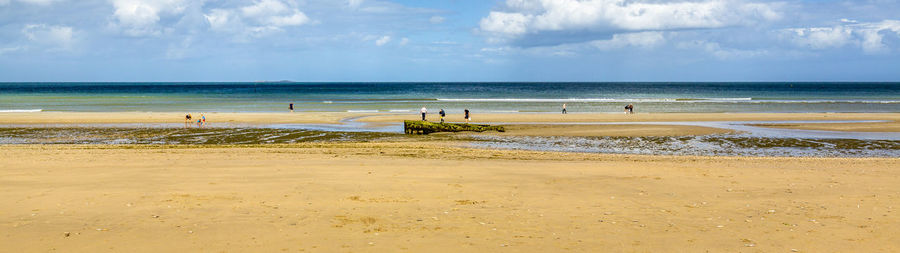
0, 127, 402, 145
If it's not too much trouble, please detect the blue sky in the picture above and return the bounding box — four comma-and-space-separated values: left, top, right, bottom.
1, 0, 899, 82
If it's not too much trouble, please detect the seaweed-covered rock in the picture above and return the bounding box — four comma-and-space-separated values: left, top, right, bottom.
404, 120, 505, 134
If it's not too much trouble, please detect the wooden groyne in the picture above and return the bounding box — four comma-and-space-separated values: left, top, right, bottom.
404, 120, 505, 134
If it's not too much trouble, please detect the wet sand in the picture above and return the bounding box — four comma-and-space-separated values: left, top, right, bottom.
488, 124, 733, 137
750, 121, 900, 133
0, 112, 376, 125
1, 144, 898, 252
360, 112, 900, 125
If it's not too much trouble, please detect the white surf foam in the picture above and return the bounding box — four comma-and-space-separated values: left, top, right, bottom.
0, 109, 42, 113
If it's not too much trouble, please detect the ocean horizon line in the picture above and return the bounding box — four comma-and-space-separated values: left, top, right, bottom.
2, 81, 900, 84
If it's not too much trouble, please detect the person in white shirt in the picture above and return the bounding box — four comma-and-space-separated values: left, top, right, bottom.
420, 107, 427, 121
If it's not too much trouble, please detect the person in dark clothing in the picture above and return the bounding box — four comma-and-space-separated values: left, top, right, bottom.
562, 103, 567, 114
624, 104, 634, 114
421, 107, 427, 121
289, 103, 294, 112
439, 109, 446, 123
464, 109, 470, 123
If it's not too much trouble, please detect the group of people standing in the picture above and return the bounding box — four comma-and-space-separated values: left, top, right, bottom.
184, 113, 206, 127
421, 107, 470, 123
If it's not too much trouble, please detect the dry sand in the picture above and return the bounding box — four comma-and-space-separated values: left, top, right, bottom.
2, 143, 899, 252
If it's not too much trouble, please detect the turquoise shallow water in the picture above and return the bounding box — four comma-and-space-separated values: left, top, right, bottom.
1, 82, 898, 113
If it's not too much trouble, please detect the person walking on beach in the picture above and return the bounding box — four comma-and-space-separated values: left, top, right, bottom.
185, 114, 192, 128
464, 109, 470, 123
562, 103, 567, 114
624, 104, 634, 114
439, 109, 446, 123
421, 107, 427, 121
201, 114, 206, 126
289, 103, 294, 113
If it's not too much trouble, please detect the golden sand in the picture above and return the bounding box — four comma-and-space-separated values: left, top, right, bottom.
1, 144, 898, 252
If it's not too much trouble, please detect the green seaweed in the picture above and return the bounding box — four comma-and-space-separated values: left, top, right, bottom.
403, 120, 505, 134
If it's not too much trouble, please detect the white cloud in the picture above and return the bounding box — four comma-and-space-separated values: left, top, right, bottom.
204, 0, 311, 40
786, 20, 900, 54
787, 26, 852, 49
22, 24, 75, 51
375, 35, 391, 46
204, 9, 231, 31
347, 0, 363, 9
479, 0, 781, 44
480, 12, 530, 37
109, 0, 189, 37
590, 31, 665, 50
429, 16, 445, 24
399, 37, 409, 46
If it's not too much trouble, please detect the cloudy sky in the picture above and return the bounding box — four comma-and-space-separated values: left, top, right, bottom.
1, 0, 899, 81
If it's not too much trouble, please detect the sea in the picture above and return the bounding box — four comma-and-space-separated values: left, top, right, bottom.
1, 82, 899, 113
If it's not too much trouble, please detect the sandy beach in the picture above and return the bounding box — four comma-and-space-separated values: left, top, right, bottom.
1, 143, 898, 252
1, 112, 899, 252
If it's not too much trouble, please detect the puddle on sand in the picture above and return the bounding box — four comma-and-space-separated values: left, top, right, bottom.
467, 134, 900, 157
